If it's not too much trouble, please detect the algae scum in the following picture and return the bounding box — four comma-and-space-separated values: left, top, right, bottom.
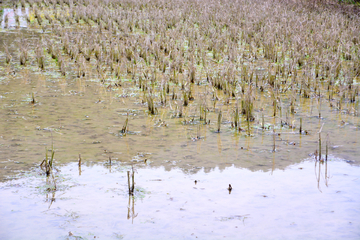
0, 0, 360, 239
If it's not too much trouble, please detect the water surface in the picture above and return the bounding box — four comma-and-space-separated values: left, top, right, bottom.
0, 158, 359, 240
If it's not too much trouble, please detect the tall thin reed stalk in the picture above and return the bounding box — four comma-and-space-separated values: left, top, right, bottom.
217, 110, 222, 132
318, 123, 324, 161
4, 44, 12, 64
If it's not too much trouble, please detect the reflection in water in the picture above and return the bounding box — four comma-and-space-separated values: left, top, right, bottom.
315, 160, 330, 192
271, 152, 275, 175
227, 184, 232, 194
127, 196, 138, 224
315, 161, 322, 192
217, 133, 222, 154
0, 160, 359, 239
325, 160, 329, 187
127, 166, 136, 195
46, 191, 56, 209
196, 125, 203, 153
78, 154, 82, 176
272, 128, 276, 152
1, 8, 29, 28
108, 157, 112, 173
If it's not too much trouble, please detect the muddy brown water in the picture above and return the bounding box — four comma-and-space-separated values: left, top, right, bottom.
0, 7, 360, 240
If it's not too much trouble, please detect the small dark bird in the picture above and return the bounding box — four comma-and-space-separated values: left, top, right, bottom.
227, 184, 232, 191
194, 180, 197, 185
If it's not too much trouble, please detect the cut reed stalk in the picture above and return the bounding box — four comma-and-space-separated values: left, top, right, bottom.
78, 154, 81, 166
127, 166, 135, 195
5, 14, 9, 28
273, 128, 276, 152
15, 12, 20, 27
146, 93, 157, 115
35, 45, 45, 70
183, 91, 189, 106
326, 134, 329, 161
31, 92, 36, 104
234, 107, 239, 128
127, 171, 131, 194
19, 41, 29, 66
318, 123, 324, 161
121, 113, 129, 133
4, 45, 12, 64
217, 110, 222, 132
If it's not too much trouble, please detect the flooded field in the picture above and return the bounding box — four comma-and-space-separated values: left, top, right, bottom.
1, 160, 360, 239
0, 0, 360, 239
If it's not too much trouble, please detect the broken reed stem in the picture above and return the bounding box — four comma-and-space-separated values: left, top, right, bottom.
299, 117, 302, 134
127, 167, 135, 195
217, 110, 222, 132
127, 171, 131, 194
4, 14, 9, 28
45, 147, 49, 176
4, 44, 12, 64
49, 139, 55, 170
318, 94, 321, 118
326, 133, 329, 161
204, 108, 207, 123
319, 132, 321, 161
273, 98, 277, 117
147, 93, 157, 115
50, 149, 55, 169
273, 128, 276, 152
31, 92, 36, 104
234, 107, 239, 128
121, 113, 129, 133
183, 91, 188, 106
325, 139, 328, 161
318, 123, 324, 161
19, 40, 28, 66
131, 166, 135, 193
78, 153, 81, 166
51, 170, 57, 190
42, 145, 56, 188
36, 44, 45, 70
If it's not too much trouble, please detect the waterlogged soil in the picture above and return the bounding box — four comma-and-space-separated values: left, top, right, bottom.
0, 64, 359, 177
0, 160, 359, 240
0, 8, 359, 179
0, 5, 360, 240
0, 59, 359, 179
